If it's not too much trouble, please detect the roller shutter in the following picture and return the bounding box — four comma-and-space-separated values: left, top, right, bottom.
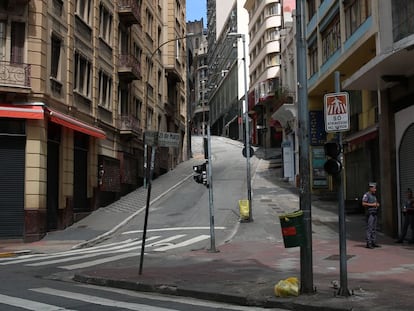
399, 124, 414, 199
0, 136, 25, 237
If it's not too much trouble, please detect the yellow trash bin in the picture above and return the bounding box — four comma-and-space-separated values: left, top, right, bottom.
238, 199, 250, 221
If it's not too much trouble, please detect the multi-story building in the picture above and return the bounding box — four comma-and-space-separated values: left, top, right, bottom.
244, 0, 285, 150
0, 0, 188, 241
206, 0, 249, 140
299, 0, 414, 237
187, 19, 209, 137
275, 2, 298, 183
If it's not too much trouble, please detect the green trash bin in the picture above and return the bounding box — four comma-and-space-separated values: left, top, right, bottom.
279, 210, 305, 248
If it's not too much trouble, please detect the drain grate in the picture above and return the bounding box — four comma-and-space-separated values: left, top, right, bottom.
324, 254, 355, 261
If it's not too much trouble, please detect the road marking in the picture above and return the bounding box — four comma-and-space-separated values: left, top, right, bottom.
154, 234, 210, 251
0, 237, 158, 266
122, 226, 226, 235
0, 293, 76, 311
26, 236, 162, 267
0, 238, 136, 264
59, 235, 187, 270
30, 287, 178, 311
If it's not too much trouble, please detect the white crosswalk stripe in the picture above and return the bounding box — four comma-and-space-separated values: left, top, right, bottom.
0, 293, 76, 311
31, 287, 178, 311
0, 234, 211, 271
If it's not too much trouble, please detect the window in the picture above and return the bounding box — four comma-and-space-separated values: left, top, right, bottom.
98, 70, 112, 109
266, 27, 279, 41
307, 0, 316, 21
0, 21, 6, 60
11, 22, 25, 64
392, 0, 414, 42
266, 3, 280, 16
321, 16, 341, 63
51, 35, 61, 79
99, 4, 113, 45
176, 38, 182, 60
147, 108, 153, 129
344, 0, 371, 39
76, 0, 92, 24
146, 9, 153, 37
119, 86, 128, 115
133, 97, 142, 122
308, 41, 318, 76
74, 51, 92, 98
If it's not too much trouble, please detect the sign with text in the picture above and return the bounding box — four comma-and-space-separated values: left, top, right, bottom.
324, 92, 350, 132
145, 131, 180, 148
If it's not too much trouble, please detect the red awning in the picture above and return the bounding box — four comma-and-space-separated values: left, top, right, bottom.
48, 109, 106, 139
344, 125, 378, 146
0, 104, 44, 119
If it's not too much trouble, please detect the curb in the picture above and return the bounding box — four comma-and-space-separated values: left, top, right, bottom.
0, 250, 31, 258
73, 274, 351, 311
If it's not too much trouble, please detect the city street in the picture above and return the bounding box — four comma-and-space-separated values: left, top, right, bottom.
0, 136, 291, 310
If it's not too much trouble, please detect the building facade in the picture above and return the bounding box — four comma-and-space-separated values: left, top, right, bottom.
206, 0, 249, 139
244, 0, 285, 150
0, 0, 188, 241
297, 0, 414, 237
187, 19, 209, 137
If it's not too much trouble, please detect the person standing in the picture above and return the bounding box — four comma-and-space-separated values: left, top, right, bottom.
362, 182, 380, 249
396, 188, 414, 243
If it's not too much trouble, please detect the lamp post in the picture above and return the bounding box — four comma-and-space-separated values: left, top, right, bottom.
228, 32, 252, 222
143, 33, 195, 188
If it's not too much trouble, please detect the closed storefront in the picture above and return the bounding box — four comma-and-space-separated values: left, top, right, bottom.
0, 120, 25, 237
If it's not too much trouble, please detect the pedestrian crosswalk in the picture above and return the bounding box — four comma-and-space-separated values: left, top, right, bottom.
0, 285, 272, 311
0, 287, 179, 310
0, 234, 210, 271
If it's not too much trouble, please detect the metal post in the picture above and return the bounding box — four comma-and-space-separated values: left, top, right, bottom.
296, 0, 314, 293
335, 71, 350, 296
139, 145, 156, 275
241, 34, 253, 222
207, 125, 217, 252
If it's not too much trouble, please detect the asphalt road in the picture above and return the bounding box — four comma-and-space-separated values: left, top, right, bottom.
0, 136, 292, 310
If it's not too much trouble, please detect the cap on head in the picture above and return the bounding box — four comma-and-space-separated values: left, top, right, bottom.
369, 182, 376, 188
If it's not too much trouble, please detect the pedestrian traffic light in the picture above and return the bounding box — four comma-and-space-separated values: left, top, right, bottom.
193, 161, 209, 187
324, 142, 342, 175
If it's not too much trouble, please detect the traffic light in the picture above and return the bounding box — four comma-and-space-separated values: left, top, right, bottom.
324, 142, 342, 175
193, 161, 209, 187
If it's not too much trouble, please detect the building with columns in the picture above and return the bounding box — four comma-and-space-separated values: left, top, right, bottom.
0, 0, 188, 241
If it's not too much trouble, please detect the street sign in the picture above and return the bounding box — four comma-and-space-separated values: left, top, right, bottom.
144, 131, 180, 148
324, 92, 350, 132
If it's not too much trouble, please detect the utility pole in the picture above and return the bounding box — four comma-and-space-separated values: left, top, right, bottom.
296, 0, 314, 294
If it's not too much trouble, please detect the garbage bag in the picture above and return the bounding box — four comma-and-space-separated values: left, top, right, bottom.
274, 277, 299, 297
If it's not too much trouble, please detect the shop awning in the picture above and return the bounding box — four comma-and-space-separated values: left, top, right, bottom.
0, 104, 44, 119
48, 109, 106, 139
344, 125, 378, 146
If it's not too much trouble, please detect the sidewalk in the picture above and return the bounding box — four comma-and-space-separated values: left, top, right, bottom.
72, 148, 414, 311
2, 138, 414, 310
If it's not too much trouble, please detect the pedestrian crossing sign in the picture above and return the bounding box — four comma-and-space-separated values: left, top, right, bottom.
324, 92, 350, 132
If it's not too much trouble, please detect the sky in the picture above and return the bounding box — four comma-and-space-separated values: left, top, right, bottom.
186, 0, 207, 22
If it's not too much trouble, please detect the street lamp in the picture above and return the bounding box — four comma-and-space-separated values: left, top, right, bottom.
143, 33, 195, 188
228, 32, 252, 222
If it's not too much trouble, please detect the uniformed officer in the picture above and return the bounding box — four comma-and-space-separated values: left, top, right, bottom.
362, 182, 380, 249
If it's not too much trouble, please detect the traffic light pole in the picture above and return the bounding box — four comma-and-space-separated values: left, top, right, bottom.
335, 71, 351, 296
296, 0, 314, 294
207, 125, 217, 252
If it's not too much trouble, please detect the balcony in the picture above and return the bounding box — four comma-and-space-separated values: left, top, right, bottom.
118, 115, 142, 139
118, 0, 141, 26
0, 61, 31, 89
118, 55, 141, 82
